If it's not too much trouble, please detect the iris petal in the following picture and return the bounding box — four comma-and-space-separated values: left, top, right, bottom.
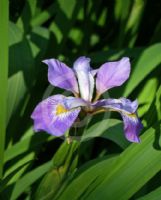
93, 98, 143, 143
121, 113, 142, 142
73, 56, 95, 101
43, 59, 79, 94
96, 57, 130, 95
31, 95, 81, 136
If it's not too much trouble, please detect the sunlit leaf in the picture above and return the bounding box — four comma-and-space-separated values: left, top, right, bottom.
57, 125, 161, 200
124, 43, 161, 96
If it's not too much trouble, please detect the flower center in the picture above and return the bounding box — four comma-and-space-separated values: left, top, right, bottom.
56, 104, 68, 115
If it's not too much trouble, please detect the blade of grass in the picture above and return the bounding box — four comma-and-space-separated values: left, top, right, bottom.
0, 0, 8, 178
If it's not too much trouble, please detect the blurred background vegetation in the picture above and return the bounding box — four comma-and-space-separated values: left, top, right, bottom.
0, 0, 161, 199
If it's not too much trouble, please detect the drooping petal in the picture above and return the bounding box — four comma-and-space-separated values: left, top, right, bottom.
121, 113, 143, 143
96, 57, 130, 95
31, 95, 82, 136
43, 59, 79, 94
73, 56, 95, 101
93, 98, 143, 143
93, 98, 138, 113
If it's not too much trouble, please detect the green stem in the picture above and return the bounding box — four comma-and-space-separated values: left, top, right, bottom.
0, 0, 8, 178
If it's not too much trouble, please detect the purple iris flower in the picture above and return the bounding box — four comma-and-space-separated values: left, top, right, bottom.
31, 57, 143, 143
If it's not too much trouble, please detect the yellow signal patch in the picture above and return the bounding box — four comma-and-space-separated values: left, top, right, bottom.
56, 104, 68, 115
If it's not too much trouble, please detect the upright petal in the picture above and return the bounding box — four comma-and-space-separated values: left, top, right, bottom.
96, 57, 130, 95
73, 57, 95, 101
31, 95, 81, 136
43, 59, 79, 94
93, 98, 143, 143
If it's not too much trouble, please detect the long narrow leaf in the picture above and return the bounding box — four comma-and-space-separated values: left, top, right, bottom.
4, 128, 53, 163
10, 161, 52, 200
0, 0, 8, 178
57, 125, 161, 200
124, 43, 161, 96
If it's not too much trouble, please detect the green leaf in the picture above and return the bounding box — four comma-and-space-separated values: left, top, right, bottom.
57, 124, 161, 200
0, 161, 30, 193
90, 47, 143, 63
52, 140, 78, 169
4, 153, 34, 185
9, 34, 35, 88
49, 0, 83, 54
9, 22, 23, 46
7, 71, 26, 124
7, 22, 35, 143
29, 26, 50, 62
31, 2, 57, 27
10, 161, 52, 200
114, 0, 131, 21
143, 85, 161, 127
82, 118, 129, 149
0, 0, 8, 178
124, 0, 145, 47
137, 78, 158, 117
86, 126, 161, 200
114, 0, 132, 47
155, 85, 161, 120
124, 43, 161, 97
17, 0, 37, 32
34, 141, 79, 200
8, 22, 34, 125
4, 128, 53, 163
34, 168, 63, 200
56, 156, 118, 200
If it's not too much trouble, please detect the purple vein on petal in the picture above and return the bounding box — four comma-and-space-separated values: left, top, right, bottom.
43, 59, 79, 94
31, 95, 81, 136
92, 98, 143, 143
96, 57, 131, 95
